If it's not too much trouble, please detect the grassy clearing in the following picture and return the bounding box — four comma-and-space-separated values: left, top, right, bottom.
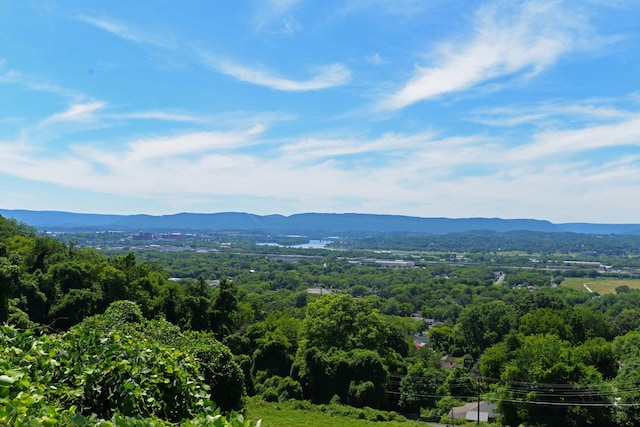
245, 398, 435, 427
561, 277, 640, 295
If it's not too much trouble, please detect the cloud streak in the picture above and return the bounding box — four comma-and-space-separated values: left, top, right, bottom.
38, 102, 105, 127
123, 126, 266, 161
2, 109, 640, 221
206, 58, 351, 91
0, 65, 85, 101
379, 0, 589, 110
2, 108, 640, 206
471, 99, 635, 128
78, 15, 177, 48
80, 15, 351, 92
507, 114, 640, 161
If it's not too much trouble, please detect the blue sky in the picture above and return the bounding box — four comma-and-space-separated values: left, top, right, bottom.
1, 0, 640, 223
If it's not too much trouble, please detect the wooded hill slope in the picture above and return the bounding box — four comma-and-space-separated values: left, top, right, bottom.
5, 213, 640, 426
2, 209, 640, 235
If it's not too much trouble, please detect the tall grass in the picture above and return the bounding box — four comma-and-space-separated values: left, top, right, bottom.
561, 277, 640, 294
245, 398, 429, 427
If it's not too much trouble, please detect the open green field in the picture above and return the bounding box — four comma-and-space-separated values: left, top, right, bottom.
562, 277, 640, 295
245, 399, 440, 427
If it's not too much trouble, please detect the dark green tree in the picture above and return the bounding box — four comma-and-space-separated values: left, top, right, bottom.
398, 360, 443, 412
210, 277, 240, 339
458, 300, 517, 356
495, 334, 612, 427
0, 257, 19, 322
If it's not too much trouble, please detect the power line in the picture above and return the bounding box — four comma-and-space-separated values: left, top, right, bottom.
388, 371, 640, 407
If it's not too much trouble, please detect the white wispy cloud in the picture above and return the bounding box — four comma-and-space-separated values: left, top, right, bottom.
471, 100, 634, 127
279, 131, 440, 163
379, 0, 591, 110
507, 114, 640, 161
123, 126, 265, 161
38, 102, 105, 127
0, 64, 85, 101
2, 111, 640, 221
112, 111, 207, 123
204, 56, 351, 91
365, 53, 388, 65
78, 15, 177, 49
79, 15, 349, 92
38, 103, 277, 130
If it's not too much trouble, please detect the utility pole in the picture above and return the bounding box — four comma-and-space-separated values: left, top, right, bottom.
477, 377, 481, 426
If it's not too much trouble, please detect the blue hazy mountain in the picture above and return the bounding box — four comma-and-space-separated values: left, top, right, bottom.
1, 209, 638, 235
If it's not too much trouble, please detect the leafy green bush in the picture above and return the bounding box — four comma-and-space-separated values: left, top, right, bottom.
256, 376, 303, 402
348, 380, 376, 407
77, 301, 246, 412
292, 346, 388, 407
0, 299, 253, 424
0, 323, 259, 426
185, 331, 246, 412
53, 326, 209, 421
101, 300, 145, 325
0, 323, 209, 422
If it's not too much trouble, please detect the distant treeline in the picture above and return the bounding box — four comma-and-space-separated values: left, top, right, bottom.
343, 230, 640, 256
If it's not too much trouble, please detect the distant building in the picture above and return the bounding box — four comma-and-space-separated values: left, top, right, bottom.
161, 233, 181, 240
363, 259, 415, 268
563, 261, 602, 267
448, 401, 497, 422
132, 232, 153, 241
307, 287, 334, 295
266, 254, 324, 262
413, 333, 429, 348
563, 260, 612, 272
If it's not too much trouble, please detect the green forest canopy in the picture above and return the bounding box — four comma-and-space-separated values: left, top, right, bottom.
4, 214, 640, 426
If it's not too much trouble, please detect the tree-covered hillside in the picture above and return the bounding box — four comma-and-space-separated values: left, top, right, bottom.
0, 216, 253, 425
5, 213, 640, 426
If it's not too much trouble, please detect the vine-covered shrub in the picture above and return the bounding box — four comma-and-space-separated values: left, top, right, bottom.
185, 331, 247, 412
256, 375, 303, 402
0, 301, 254, 425
73, 301, 246, 412
0, 324, 208, 423
53, 327, 208, 421
99, 299, 146, 326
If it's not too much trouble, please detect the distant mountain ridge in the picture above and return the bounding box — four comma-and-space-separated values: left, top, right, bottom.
1, 209, 639, 235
